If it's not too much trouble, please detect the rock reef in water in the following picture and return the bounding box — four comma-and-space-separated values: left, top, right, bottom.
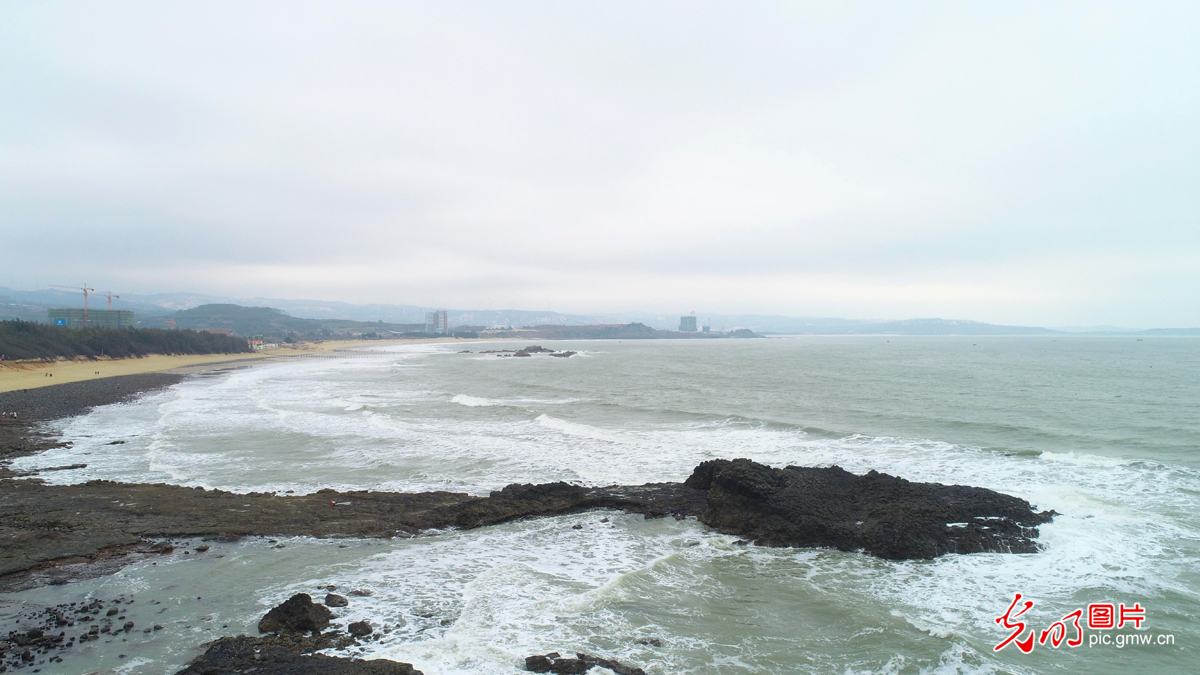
257, 593, 333, 635
442, 459, 1053, 559
685, 458, 1054, 559
525, 652, 646, 675
176, 634, 420, 675
0, 458, 1055, 590
179, 595, 418, 675
478, 345, 576, 358
181, 597, 649, 675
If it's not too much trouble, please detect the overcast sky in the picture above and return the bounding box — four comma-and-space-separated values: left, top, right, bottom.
2, 2, 1197, 327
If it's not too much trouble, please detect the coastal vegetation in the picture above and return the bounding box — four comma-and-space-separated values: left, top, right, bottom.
172, 304, 429, 340
0, 320, 251, 361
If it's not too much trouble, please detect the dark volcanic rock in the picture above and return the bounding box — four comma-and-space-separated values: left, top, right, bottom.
176, 635, 421, 675
258, 594, 333, 634
324, 593, 349, 607
687, 458, 1054, 559
525, 652, 646, 675
430, 479, 704, 532
347, 620, 372, 636
634, 637, 661, 647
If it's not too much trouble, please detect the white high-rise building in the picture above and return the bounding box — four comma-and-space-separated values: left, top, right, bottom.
425, 310, 449, 334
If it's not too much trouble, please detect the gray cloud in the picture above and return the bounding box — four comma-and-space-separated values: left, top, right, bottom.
2, 1, 1197, 326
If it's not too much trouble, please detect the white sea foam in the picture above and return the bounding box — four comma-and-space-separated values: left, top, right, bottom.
452, 394, 501, 407
534, 413, 625, 442
453, 394, 587, 409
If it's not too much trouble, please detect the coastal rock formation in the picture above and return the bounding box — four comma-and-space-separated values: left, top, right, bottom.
685, 458, 1054, 559
435, 462, 1054, 559
257, 593, 332, 634
525, 652, 646, 675
489, 345, 574, 358
0, 452, 1054, 589
0, 594, 143, 670
431, 480, 704, 530
177, 595, 418, 675
176, 635, 421, 675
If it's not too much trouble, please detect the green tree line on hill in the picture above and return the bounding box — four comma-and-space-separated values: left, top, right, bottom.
0, 320, 251, 361
171, 304, 429, 339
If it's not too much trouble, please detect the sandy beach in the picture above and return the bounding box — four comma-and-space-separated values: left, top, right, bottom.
0, 338, 474, 393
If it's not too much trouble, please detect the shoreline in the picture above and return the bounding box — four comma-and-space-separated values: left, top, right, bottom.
0, 337, 482, 393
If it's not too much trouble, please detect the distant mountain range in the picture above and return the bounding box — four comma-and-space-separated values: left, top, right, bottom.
1, 286, 1197, 336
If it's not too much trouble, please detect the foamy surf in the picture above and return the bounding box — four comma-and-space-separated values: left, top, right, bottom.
534, 413, 625, 442
452, 394, 501, 407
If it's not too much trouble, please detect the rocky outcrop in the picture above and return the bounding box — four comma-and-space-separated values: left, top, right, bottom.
178, 597, 418, 675
436, 461, 1054, 560
176, 635, 420, 675
525, 652, 646, 675
428, 479, 708, 531
685, 458, 1054, 559
1, 459, 1055, 589
258, 593, 333, 634
484, 345, 574, 358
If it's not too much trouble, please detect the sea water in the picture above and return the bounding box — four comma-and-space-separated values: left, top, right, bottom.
5, 337, 1198, 674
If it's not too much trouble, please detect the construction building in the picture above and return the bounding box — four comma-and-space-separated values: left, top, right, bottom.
425, 310, 449, 334
48, 308, 135, 329
679, 315, 698, 332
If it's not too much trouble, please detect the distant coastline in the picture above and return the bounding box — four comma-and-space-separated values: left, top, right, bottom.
5, 287, 1198, 336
